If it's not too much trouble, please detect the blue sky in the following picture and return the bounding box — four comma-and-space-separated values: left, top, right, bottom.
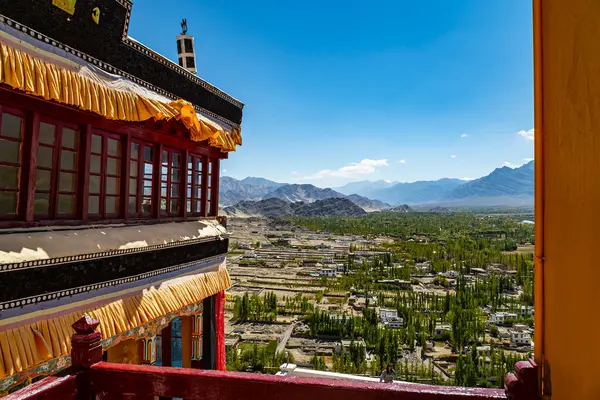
129, 0, 534, 188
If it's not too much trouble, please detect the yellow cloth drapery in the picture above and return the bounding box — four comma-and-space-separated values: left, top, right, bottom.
0, 265, 231, 378
0, 41, 242, 152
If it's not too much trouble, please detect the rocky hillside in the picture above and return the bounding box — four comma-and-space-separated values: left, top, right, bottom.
263, 184, 345, 203
388, 204, 414, 213
223, 197, 366, 217
344, 194, 391, 211
447, 161, 534, 200
220, 177, 284, 205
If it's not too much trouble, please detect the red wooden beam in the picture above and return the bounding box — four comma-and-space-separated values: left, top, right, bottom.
88, 362, 505, 400
2, 375, 78, 400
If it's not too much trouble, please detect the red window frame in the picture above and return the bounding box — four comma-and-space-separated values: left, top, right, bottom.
0, 107, 25, 219
160, 148, 183, 216
88, 130, 123, 219
186, 154, 204, 216
129, 140, 155, 217
34, 119, 80, 219
0, 96, 225, 226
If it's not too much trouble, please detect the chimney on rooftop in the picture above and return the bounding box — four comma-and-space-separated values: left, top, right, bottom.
177, 18, 197, 74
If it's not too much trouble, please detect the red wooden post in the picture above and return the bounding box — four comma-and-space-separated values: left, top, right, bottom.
215, 291, 226, 371
505, 359, 538, 400
71, 315, 103, 400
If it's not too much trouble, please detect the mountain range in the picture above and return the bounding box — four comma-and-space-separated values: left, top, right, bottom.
219, 161, 534, 212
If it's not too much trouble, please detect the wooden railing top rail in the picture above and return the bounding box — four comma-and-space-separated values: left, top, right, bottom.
89, 362, 506, 400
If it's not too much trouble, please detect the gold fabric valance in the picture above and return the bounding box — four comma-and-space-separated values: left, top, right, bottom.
0, 41, 241, 152
0, 265, 231, 378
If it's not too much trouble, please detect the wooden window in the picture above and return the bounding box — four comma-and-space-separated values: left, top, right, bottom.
0, 110, 24, 217
129, 141, 154, 217
34, 121, 80, 218
160, 148, 182, 216
207, 159, 215, 216
88, 131, 122, 218
186, 154, 203, 215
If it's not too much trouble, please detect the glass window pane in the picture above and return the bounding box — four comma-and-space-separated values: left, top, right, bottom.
0, 192, 16, 214
142, 197, 153, 213
187, 156, 193, 169
170, 199, 179, 213
195, 158, 202, 171
35, 168, 52, 191
160, 198, 167, 211
37, 146, 54, 169
194, 172, 202, 185
130, 143, 139, 159
187, 186, 192, 198
0, 165, 19, 189
144, 146, 153, 162
91, 134, 102, 153
60, 150, 77, 170
186, 199, 191, 213
33, 193, 50, 214
62, 128, 78, 149
129, 178, 137, 195
90, 155, 101, 173
161, 183, 167, 197
106, 177, 119, 195
107, 158, 120, 175
195, 187, 201, 199
105, 196, 118, 214
39, 122, 56, 145
128, 196, 137, 213
130, 161, 138, 177
0, 139, 20, 164
89, 175, 101, 194
143, 180, 153, 196
59, 172, 76, 192
143, 163, 153, 180
2, 114, 22, 139
208, 162, 212, 174
171, 183, 179, 198
57, 194, 75, 214
172, 153, 180, 168
107, 138, 120, 157
194, 200, 201, 212
187, 174, 192, 184
162, 150, 168, 165
172, 169, 180, 183
88, 195, 100, 214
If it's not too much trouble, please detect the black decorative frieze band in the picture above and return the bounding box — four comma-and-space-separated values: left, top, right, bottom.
0, 0, 243, 125
0, 237, 228, 305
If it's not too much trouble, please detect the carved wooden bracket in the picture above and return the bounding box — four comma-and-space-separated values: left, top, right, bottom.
71, 315, 103, 369
505, 359, 539, 400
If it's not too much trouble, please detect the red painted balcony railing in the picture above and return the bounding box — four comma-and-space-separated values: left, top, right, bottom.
3, 316, 538, 400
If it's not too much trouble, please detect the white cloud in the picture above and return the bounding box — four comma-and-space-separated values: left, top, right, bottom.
503, 161, 518, 168
398, 159, 407, 164
450, 155, 457, 159
523, 158, 534, 162
518, 128, 534, 141
223, 169, 228, 173
460, 177, 475, 181
302, 159, 389, 180
460, 133, 468, 138
291, 171, 298, 175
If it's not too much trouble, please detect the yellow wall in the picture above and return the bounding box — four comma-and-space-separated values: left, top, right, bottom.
535, 1, 600, 399
182, 316, 192, 368
106, 339, 143, 365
